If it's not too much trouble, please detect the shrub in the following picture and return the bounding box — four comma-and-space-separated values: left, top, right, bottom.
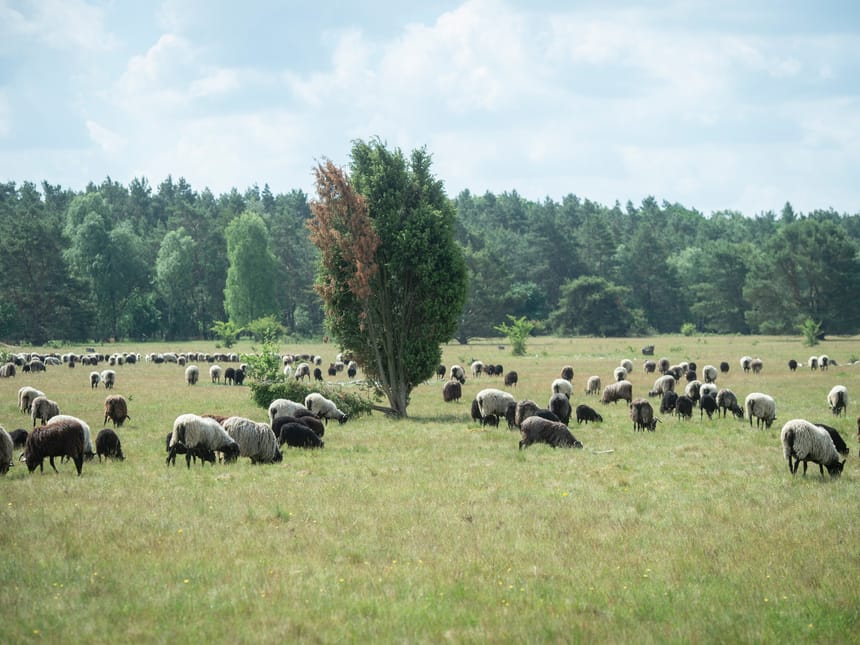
680, 322, 697, 337
250, 380, 374, 420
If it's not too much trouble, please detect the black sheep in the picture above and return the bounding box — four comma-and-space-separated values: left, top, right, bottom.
519, 417, 583, 450
675, 395, 694, 420
700, 393, 717, 420
503, 371, 518, 387
96, 428, 125, 461
278, 422, 325, 449
788, 359, 798, 372
224, 367, 236, 385
164, 431, 216, 466
548, 393, 572, 425
575, 404, 603, 424
719, 361, 730, 373
442, 380, 462, 403
24, 418, 85, 476
9, 428, 28, 449
272, 415, 324, 440
313, 367, 324, 382
436, 364, 446, 380
660, 391, 678, 414
813, 423, 849, 456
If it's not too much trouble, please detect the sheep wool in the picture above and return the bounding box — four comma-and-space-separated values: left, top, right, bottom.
0, 426, 13, 475
304, 393, 348, 424
167, 413, 240, 468
780, 419, 844, 479
268, 399, 312, 425
551, 378, 573, 398
745, 393, 776, 429
827, 385, 847, 417
519, 416, 583, 450
475, 388, 516, 421
222, 416, 282, 464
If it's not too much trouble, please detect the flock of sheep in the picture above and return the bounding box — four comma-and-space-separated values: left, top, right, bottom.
438, 352, 853, 480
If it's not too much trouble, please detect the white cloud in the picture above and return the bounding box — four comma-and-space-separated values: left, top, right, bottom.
86, 120, 126, 154
0, 0, 117, 52
0, 91, 10, 138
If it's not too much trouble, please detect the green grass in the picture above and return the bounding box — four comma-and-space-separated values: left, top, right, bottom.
2, 335, 860, 642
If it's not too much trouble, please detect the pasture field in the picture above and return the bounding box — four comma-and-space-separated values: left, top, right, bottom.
2, 335, 860, 643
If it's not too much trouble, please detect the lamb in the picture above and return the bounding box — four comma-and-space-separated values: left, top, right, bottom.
0, 427, 13, 475
518, 416, 583, 450
209, 365, 222, 384
475, 388, 516, 426
442, 379, 462, 403
450, 365, 465, 384
103, 394, 130, 428
658, 357, 670, 374
648, 374, 675, 397
716, 389, 744, 418
164, 432, 215, 466
277, 421, 325, 449
90, 371, 100, 388
548, 393, 572, 425
30, 395, 60, 427
272, 415, 324, 440
304, 392, 348, 425
601, 380, 633, 405
95, 428, 125, 462
24, 417, 86, 476
100, 369, 116, 389
745, 393, 776, 429
660, 391, 678, 414
268, 398, 312, 425
294, 362, 311, 381
827, 385, 848, 417
780, 419, 845, 479
812, 423, 849, 457
585, 376, 602, 396
17, 386, 45, 414
551, 378, 573, 398
702, 365, 718, 384
675, 395, 694, 420
575, 404, 603, 424
630, 398, 658, 431
166, 413, 240, 468
471, 399, 498, 427
504, 371, 519, 387
560, 365, 574, 381
222, 416, 283, 464
185, 365, 199, 386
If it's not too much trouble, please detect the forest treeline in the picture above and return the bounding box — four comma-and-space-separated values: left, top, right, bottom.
2, 176, 859, 345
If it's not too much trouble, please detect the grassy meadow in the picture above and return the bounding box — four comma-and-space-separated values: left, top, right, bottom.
2, 334, 860, 643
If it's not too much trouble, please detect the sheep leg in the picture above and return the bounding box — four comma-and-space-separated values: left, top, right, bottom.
186, 451, 193, 469
73, 454, 83, 476
49, 456, 59, 473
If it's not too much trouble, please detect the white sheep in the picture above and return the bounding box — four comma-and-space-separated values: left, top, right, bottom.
294, 362, 311, 381
699, 383, 718, 401
283, 365, 292, 379
780, 418, 845, 478
167, 413, 239, 468
818, 354, 830, 370
620, 359, 634, 375
827, 385, 847, 417
30, 395, 60, 427
475, 388, 516, 423
585, 375, 602, 397
702, 365, 718, 383
450, 364, 465, 383
268, 398, 312, 425
0, 426, 13, 475
613, 366, 628, 382
740, 356, 753, 373
304, 392, 348, 424
209, 364, 222, 384
50, 414, 95, 460
648, 374, 675, 397
808, 355, 819, 370
17, 386, 45, 414
550, 378, 573, 398
470, 360, 484, 378
222, 416, 282, 464
100, 369, 116, 389
185, 365, 199, 386
745, 392, 776, 429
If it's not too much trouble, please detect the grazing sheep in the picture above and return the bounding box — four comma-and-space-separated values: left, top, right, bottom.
780, 419, 845, 479
601, 380, 633, 405
613, 366, 628, 382
95, 428, 125, 462
475, 388, 516, 426
700, 383, 718, 401
313, 367, 324, 382
347, 362, 357, 378
813, 423, 849, 457
660, 391, 678, 414
560, 365, 574, 381
533, 409, 561, 423
788, 359, 798, 372
9, 428, 28, 450
648, 374, 675, 397
719, 361, 730, 373
827, 385, 848, 417
103, 394, 130, 428
630, 398, 658, 431
519, 416, 583, 450
436, 364, 446, 380
620, 359, 634, 375
658, 357, 670, 374
185, 365, 199, 386
209, 365, 222, 384
100, 369, 116, 389
575, 404, 603, 424
641, 344, 655, 356
278, 421, 325, 449
442, 379, 462, 403
513, 400, 539, 429
24, 417, 86, 476
685, 370, 698, 383
504, 371, 519, 387
700, 393, 717, 420
17, 386, 45, 414
702, 365, 718, 384
30, 395, 60, 427
294, 362, 311, 381
740, 356, 752, 373
167, 413, 240, 468
222, 417, 282, 464
684, 380, 702, 404
272, 415, 324, 440
548, 393, 572, 425
304, 392, 348, 425
716, 389, 744, 418
48, 415, 94, 461
470, 399, 497, 427
450, 365, 466, 384
675, 395, 694, 420
0, 363, 15, 378
224, 367, 238, 385
0, 427, 13, 475
643, 360, 656, 374
808, 356, 819, 371
819, 355, 830, 371
90, 371, 100, 388
750, 358, 763, 375
164, 431, 215, 466
551, 378, 573, 398
268, 399, 312, 425
745, 393, 777, 429
585, 375, 602, 396
471, 361, 484, 378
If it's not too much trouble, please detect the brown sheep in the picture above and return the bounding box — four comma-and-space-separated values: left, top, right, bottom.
24, 417, 86, 476
519, 416, 583, 450
630, 398, 658, 432
103, 394, 130, 428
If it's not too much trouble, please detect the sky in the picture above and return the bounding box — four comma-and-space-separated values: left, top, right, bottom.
1, 0, 858, 216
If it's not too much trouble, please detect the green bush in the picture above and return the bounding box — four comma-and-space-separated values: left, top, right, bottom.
249, 380, 374, 420
680, 322, 697, 337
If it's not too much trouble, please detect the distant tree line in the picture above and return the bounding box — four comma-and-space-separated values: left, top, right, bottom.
1, 177, 859, 344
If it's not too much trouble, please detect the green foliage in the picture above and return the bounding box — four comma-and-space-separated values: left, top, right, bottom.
249, 380, 374, 420
681, 322, 697, 336
241, 336, 284, 383
494, 315, 537, 355
799, 318, 821, 347
224, 211, 279, 326
210, 320, 244, 348
549, 276, 633, 336
245, 315, 286, 342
